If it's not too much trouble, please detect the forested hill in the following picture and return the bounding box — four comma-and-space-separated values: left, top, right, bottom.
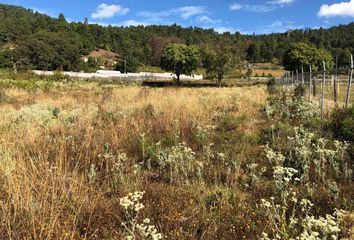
0, 4, 353, 72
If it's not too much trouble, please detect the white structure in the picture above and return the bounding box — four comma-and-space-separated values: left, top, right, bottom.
32, 70, 203, 81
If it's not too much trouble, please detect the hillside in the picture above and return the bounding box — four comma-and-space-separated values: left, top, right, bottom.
0, 4, 353, 72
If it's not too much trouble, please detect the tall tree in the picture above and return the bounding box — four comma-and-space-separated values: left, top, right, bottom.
58, 13, 67, 23
283, 42, 334, 71
203, 47, 235, 87
247, 42, 261, 63
160, 44, 199, 83
14, 36, 55, 70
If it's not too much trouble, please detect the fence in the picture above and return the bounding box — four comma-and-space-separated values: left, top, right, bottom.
279, 55, 353, 119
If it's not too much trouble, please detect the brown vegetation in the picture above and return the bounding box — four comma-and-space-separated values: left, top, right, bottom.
0, 81, 352, 239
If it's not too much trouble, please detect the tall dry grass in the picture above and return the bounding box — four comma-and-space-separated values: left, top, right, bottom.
0, 85, 268, 239
0, 82, 352, 239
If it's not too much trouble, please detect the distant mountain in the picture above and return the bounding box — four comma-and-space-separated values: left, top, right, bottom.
0, 4, 353, 71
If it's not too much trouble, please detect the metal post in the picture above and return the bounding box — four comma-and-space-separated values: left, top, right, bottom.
301, 66, 304, 85
345, 54, 353, 108
321, 62, 326, 119
296, 69, 299, 85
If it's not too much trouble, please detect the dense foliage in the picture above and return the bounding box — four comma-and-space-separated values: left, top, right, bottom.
160, 44, 199, 82
331, 105, 354, 142
202, 42, 235, 86
0, 4, 353, 72
283, 42, 334, 71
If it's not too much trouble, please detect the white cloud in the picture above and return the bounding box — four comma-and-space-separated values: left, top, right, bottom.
268, 0, 294, 5
198, 16, 221, 24
213, 27, 238, 33
229, 3, 276, 13
269, 20, 283, 28
90, 20, 151, 27
230, 0, 294, 13
229, 3, 242, 10
119, 20, 149, 26
140, 6, 206, 20
91, 3, 130, 19
318, 0, 354, 18
247, 5, 276, 13
177, 6, 206, 19
259, 20, 303, 34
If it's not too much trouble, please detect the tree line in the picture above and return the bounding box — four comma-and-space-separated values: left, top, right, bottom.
0, 4, 353, 73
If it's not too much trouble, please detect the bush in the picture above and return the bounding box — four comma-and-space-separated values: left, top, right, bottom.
330, 105, 354, 142
294, 84, 306, 98
266, 78, 277, 95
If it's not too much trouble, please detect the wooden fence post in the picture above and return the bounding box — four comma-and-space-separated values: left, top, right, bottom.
309, 65, 312, 100
321, 62, 326, 119
291, 71, 294, 85
334, 56, 338, 107
312, 66, 317, 97
345, 54, 353, 108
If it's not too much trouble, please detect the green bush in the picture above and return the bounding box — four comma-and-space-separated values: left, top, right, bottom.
266, 78, 277, 95
330, 105, 354, 142
294, 84, 306, 98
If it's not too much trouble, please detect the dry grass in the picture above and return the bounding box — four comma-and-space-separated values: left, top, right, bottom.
241, 69, 286, 77
0, 84, 268, 239
0, 81, 352, 239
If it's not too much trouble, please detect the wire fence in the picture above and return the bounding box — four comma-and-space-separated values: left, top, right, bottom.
278, 55, 354, 119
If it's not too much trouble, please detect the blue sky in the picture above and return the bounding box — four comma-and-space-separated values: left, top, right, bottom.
2, 0, 354, 34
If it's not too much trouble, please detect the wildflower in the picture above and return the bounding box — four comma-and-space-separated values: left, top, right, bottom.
120, 191, 163, 239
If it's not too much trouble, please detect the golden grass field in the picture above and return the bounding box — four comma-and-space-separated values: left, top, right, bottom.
0, 79, 352, 239
0, 84, 268, 239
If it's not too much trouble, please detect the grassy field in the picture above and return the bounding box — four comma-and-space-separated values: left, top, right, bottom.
0, 75, 352, 239
242, 69, 286, 78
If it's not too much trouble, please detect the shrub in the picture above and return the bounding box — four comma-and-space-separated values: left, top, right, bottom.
265, 88, 319, 124
294, 85, 306, 98
261, 145, 344, 240
266, 78, 277, 95
120, 191, 163, 240
330, 105, 354, 142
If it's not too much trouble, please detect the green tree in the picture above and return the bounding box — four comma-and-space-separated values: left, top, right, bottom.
203, 48, 235, 87
0, 48, 14, 68
331, 48, 352, 68
58, 13, 67, 23
247, 42, 261, 63
14, 36, 55, 70
283, 42, 334, 71
160, 44, 199, 83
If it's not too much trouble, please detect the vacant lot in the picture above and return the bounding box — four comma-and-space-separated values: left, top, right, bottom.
0, 80, 352, 239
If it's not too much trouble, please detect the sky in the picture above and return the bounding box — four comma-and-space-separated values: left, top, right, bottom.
2, 0, 354, 34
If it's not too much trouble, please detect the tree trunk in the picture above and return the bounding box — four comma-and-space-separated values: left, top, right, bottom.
176, 73, 180, 84
217, 72, 223, 87
217, 78, 222, 87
